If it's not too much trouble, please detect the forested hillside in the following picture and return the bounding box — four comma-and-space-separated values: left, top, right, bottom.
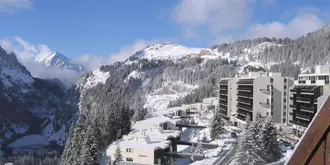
59, 24, 330, 164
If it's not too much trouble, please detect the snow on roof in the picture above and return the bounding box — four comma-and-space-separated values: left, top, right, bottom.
114, 135, 170, 150
129, 128, 181, 140
133, 115, 181, 128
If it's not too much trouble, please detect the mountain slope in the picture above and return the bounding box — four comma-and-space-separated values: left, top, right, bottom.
35, 52, 84, 72
0, 46, 75, 155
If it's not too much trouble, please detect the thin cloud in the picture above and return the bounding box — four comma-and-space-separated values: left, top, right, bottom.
172, 0, 252, 38
0, 37, 80, 87
249, 12, 324, 39
0, 0, 32, 14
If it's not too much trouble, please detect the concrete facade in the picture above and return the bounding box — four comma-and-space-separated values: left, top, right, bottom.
219, 72, 293, 127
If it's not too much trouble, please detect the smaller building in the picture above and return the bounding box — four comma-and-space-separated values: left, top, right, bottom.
107, 128, 180, 165
133, 116, 182, 131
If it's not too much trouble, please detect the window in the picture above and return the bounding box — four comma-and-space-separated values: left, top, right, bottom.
139, 155, 147, 158
270, 78, 273, 82
283, 105, 286, 109
284, 99, 286, 103
126, 157, 133, 162
283, 112, 286, 116
283, 118, 286, 123
284, 92, 286, 96
284, 85, 287, 89
284, 78, 287, 83
126, 148, 133, 153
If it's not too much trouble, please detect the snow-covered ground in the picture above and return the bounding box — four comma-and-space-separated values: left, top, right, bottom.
41, 117, 67, 145
0, 68, 34, 88
144, 81, 199, 112
83, 69, 110, 89
132, 44, 215, 61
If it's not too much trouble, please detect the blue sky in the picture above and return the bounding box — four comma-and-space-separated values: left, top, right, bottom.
0, 0, 329, 60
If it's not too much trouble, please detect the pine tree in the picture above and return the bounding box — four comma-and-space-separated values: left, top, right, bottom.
80, 123, 101, 165
210, 111, 225, 140
113, 146, 123, 165
261, 116, 282, 163
194, 142, 204, 154
251, 113, 265, 158
238, 115, 266, 165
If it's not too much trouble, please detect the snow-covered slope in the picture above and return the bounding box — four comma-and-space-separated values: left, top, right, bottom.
130, 44, 217, 61
216, 42, 282, 73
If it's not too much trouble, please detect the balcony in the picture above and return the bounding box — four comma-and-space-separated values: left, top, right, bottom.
237, 87, 252, 92
237, 104, 253, 112
299, 105, 314, 113
219, 104, 227, 110
296, 113, 312, 121
219, 93, 228, 96
290, 104, 296, 109
296, 96, 315, 102
259, 102, 270, 108
290, 120, 309, 128
236, 114, 246, 121
237, 92, 253, 98
260, 89, 271, 94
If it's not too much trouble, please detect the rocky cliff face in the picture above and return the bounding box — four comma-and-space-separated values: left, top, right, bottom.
0, 46, 75, 154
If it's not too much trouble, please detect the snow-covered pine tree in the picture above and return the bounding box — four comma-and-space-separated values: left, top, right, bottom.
80, 124, 101, 165
238, 115, 266, 165
262, 116, 282, 163
210, 111, 225, 140
189, 129, 197, 140
113, 146, 123, 165
60, 114, 87, 165
251, 113, 265, 158
201, 132, 208, 142
194, 142, 204, 154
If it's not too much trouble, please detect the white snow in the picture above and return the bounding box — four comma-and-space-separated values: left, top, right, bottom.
0, 68, 34, 87
41, 120, 67, 146
132, 44, 215, 61
84, 69, 110, 89
124, 70, 145, 83
144, 81, 198, 112
8, 134, 49, 148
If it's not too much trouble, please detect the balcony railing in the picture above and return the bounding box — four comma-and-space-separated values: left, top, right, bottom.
260, 89, 271, 94
237, 97, 253, 104
236, 114, 246, 121
300, 105, 315, 113
296, 113, 312, 121
237, 104, 253, 111
237, 92, 253, 98
290, 120, 309, 128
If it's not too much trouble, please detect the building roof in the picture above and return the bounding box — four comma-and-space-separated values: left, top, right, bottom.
113, 135, 170, 150
129, 128, 181, 140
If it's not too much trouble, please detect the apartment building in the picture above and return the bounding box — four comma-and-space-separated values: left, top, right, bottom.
219, 72, 293, 127
289, 65, 330, 137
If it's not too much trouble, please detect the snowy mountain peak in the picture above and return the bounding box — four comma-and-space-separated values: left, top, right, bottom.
131, 44, 216, 61
36, 51, 85, 72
